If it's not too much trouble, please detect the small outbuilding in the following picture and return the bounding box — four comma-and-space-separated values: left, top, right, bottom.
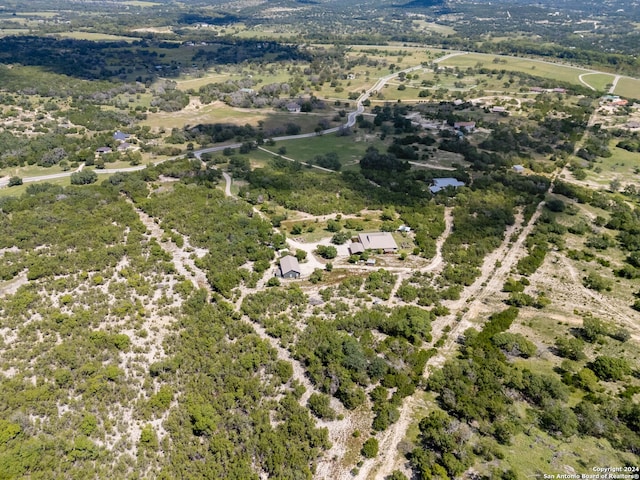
279, 255, 301, 279
513, 165, 525, 173
286, 102, 301, 113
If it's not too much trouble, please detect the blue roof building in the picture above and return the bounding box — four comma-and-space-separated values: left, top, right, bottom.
430, 178, 465, 194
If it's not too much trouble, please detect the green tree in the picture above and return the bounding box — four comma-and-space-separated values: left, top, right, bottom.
315, 245, 337, 259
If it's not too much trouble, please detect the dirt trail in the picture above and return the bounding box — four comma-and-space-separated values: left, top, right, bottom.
425, 207, 454, 274
131, 199, 329, 409
359, 206, 537, 480
135, 206, 210, 290
133, 178, 362, 475
384, 207, 453, 307
0, 271, 29, 298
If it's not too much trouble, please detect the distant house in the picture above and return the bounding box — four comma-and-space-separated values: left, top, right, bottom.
491, 106, 507, 114
279, 255, 301, 279
286, 102, 301, 113
358, 232, 398, 253
347, 73, 356, 80
453, 121, 476, 132
117, 142, 133, 152
366, 258, 377, 266
601, 95, 620, 103
530, 87, 544, 93
113, 130, 130, 142
96, 147, 112, 154
349, 242, 365, 255
430, 178, 465, 194
513, 164, 525, 173
552, 88, 566, 94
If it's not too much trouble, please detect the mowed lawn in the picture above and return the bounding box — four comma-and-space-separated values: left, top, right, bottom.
613, 76, 640, 99
579, 72, 615, 91
0, 177, 71, 198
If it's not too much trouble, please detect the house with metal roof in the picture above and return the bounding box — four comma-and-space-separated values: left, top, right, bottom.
349, 242, 365, 255
279, 255, 301, 279
430, 178, 465, 194
357, 232, 398, 253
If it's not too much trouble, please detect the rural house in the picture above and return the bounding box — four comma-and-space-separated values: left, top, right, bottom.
357, 232, 398, 253
279, 255, 301, 279
113, 130, 130, 142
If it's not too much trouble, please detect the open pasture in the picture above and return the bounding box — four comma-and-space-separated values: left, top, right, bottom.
439, 53, 591, 86
49, 32, 141, 42
267, 133, 385, 167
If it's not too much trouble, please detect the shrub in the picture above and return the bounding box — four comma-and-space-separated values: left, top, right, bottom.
8, 176, 22, 187
361, 438, 379, 458
266, 277, 281, 287
307, 393, 336, 420
582, 272, 611, 292
589, 356, 631, 381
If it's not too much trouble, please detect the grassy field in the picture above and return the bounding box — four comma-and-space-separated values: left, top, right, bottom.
234, 28, 298, 40
0, 164, 68, 179
585, 141, 640, 186
48, 32, 141, 42
499, 428, 639, 479
439, 53, 590, 86
0, 176, 71, 198
147, 101, 340, 136
0, 28, 29, 37
412, 20, 456, 36
174, 74, 235, 91
142, 101, 268, 130
613, 76, 640, 99
266, 133, 385, 166
579, 73, 615, 92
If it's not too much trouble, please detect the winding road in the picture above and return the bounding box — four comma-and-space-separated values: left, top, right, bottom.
0, 52, 467, 190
